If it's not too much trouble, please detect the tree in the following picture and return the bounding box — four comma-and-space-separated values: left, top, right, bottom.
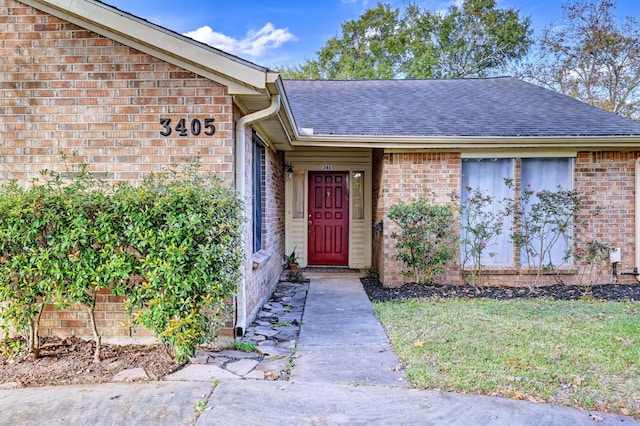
280, 0, 532, 80
402, 0, 533, 78
525, 0, 640, 119
282, 3, 404, 79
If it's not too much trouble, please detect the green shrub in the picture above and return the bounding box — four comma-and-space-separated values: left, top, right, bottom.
0, 161, 243, 362
459, 184, 508, 286
118, 168, 243, 361
505, 181, 599, 288
388, 195, 457, 284
0, 178, 60, 358
54, 166, 134, 362
0, 165, 135, 361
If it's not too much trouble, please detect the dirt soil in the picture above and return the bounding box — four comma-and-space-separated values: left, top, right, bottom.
362, 278, 640, 303
0, 336, 181, 388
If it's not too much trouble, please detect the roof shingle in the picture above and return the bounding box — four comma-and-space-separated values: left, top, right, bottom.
283, 77, 640, 137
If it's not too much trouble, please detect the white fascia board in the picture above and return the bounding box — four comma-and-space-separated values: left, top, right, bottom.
291, 134, 640, 150
22, 0, 267, 95
459, 150, 577, 158
272, 77, 297, 141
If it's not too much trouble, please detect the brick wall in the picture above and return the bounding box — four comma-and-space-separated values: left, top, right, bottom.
376, 151, 461, 287
574, 151, 639, 285
1, 0, 234, 184
1, 0, 238, 341
39, 290, 154, 341
243, 140, 286, 328
375, 150, 640, 287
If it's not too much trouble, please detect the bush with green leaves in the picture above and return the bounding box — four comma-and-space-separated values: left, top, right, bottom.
55, 167, 135, 362
0, 176, 61, 358
574, 239, 610, 288
117, 169, 243, 361
459, 184, 508, 286
0, 161, 243, 362
505, 181, 598, 287
0, 165, 138, 361
388, 195, 457, 283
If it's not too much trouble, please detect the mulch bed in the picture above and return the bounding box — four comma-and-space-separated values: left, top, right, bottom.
361, 278, 640, 303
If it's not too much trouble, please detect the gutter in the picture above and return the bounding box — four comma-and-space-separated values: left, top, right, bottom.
234, 94, 281, 337
290, 134, 640, 150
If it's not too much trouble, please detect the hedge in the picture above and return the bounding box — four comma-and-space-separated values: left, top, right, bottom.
0, 163, 243, 361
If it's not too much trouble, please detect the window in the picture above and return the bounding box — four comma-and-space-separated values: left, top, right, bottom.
292, 170, 305, 219
461, 158, 514, 266
520, 158, 573, 266
352, 171, 364, 220
461, 157, 573, 268
252, 137, 264, 253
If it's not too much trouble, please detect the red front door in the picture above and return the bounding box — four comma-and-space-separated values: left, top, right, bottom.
308, 172, 349, 265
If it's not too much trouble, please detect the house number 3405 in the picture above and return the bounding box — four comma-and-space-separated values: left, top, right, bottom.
159, 118, 216, 137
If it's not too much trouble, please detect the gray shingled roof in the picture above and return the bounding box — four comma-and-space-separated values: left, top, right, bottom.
282, 77, 640, 137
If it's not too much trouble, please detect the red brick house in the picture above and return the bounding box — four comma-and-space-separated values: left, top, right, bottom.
2, 0, 640, 341
283, 79, 640, 288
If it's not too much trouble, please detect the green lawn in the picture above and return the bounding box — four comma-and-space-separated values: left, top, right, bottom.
374, 297, 640, 417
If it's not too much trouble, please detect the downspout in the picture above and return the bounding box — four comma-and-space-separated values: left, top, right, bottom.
636, 158, 640, 282
234, 94, 281, 337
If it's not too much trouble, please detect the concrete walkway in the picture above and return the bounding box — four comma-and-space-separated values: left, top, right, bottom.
0, 272, 638, 425
291, 272, 406, 386
198, 273, 637, 426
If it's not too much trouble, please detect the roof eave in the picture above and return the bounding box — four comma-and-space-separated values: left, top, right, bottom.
21, 0, 268, 95
291, 134, 640, 150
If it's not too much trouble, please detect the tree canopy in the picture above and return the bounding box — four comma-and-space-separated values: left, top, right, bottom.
278, 0, 640, 120
280, 0, 533, 80
524, 0, 640, 119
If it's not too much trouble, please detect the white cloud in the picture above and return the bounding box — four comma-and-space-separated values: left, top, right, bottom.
183, 23, 296, 58
430, 0, 463, 16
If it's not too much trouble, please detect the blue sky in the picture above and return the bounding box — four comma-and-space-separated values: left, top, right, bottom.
105, 0, 640, 69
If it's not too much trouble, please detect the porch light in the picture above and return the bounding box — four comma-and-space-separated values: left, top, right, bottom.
285, 162, 294, 179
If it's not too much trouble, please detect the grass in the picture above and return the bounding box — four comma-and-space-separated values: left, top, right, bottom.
374, 297, 640, 417
194, 400, 207, 414
233, 341, 258, 353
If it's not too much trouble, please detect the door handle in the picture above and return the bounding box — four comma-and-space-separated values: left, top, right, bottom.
308, 220, 312, 232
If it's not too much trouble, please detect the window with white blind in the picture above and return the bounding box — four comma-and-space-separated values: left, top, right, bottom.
461, 157, 573, 267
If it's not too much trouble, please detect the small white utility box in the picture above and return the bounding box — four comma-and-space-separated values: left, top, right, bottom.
610, 247, 622, 264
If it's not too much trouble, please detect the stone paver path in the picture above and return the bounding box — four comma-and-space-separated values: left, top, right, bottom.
165, 278, 308, 382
